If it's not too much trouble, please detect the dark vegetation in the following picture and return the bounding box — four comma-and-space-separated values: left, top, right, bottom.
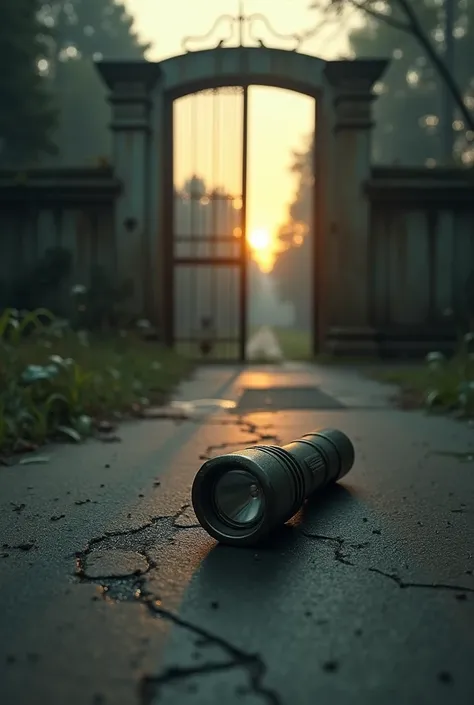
0, 248, 192, 459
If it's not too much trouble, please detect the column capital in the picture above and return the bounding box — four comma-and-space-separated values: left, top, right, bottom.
95, 60, 162, 94
324, 59, 388, 93
95, 60, 161, 132
324, 59, 389, 131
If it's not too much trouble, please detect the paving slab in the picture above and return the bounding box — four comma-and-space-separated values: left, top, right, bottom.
0, 364, 473, 705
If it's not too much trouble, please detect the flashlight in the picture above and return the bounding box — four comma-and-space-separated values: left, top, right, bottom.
191, 428, 354, 546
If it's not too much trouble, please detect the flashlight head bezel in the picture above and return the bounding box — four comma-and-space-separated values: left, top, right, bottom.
191, 454, 278, 546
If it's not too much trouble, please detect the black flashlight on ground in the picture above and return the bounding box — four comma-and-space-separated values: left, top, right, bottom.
191, 428, 355, 546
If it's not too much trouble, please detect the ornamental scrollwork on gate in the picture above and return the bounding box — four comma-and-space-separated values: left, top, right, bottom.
181, 1, 302, 53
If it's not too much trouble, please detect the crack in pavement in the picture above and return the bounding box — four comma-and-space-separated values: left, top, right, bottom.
139, 594, 281, 705
74, 505, 203, 579
368, 567, 474, 595
71, 414, 283, 704
76, 560, 281, 705
141, 659, 238, 690
76, 533, 281, 704
199, 417, 280, 462
300, 532, 474, 596
299, 531, 356, 566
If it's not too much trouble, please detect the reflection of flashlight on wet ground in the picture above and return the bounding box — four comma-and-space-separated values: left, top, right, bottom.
191, 428, 355, 546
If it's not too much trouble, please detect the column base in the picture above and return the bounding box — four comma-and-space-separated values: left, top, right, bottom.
324, 327, 379, 357
324, 325, 458, 359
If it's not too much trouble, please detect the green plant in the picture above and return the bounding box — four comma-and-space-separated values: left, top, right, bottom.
0, 307, 192, 457
70, 267, 134, 331
371, 331, 474, 417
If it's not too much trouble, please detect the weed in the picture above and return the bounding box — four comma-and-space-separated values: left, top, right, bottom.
0, 308, 193, 456
371, 333, 474, 416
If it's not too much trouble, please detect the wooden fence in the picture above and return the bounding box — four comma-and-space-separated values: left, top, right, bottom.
367, 166, 474, 353
0, 168, 120, 299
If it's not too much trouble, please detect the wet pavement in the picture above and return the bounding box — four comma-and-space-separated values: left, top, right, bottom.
1, 363, 474, 705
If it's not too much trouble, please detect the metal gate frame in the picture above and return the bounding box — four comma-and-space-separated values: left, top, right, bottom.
162, 82, 249, 362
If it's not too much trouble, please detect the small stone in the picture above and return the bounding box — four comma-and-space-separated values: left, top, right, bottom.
322, 660, 339, 673
96, 420, 115, 434
455, 593, 467, 601
438, 671, 453, 684
210, 601, 219, 609
18, 542, 35, 551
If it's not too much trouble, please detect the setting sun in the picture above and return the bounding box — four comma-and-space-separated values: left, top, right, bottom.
247, 227, 277, 273
248, 227, 271, 251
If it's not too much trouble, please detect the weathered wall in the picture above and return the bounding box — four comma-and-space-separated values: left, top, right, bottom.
0, 168, 120, 299
367, 166, 474, 355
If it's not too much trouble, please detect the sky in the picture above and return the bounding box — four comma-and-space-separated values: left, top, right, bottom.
123, 0, 354, 269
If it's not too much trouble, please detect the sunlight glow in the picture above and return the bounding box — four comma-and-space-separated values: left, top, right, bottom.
248, 227, 271, 252
248, 227, 276, 274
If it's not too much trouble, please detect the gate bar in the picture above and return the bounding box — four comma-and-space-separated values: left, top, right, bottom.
239, 85, 249, 363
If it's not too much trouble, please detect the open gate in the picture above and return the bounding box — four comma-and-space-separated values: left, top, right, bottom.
167, 85, 248, 361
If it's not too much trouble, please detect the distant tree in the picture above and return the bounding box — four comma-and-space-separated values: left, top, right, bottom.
49, 0, 150, 60
310, 0, 474, 165
38, 0, 150, 165
272, 135, 314, 329
182, 175, 207, 198
0, 1, 57, 166
272, 235, 312, 329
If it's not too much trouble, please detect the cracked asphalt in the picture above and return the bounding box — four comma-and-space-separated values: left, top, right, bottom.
1, 363, 474, 705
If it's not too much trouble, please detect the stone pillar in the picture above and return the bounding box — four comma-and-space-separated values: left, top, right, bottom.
96, 61, 161, 317
323, 59, 388, 355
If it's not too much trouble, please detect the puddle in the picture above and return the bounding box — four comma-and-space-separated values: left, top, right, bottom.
170, 399, 236, 416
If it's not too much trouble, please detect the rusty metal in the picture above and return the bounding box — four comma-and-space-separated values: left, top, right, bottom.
169, 85, 247, 361
181, 1, 302, 52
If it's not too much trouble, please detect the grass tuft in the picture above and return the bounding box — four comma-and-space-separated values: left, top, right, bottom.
0, 308, 193, 456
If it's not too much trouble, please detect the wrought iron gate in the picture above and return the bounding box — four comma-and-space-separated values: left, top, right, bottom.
167, 85, 248, 361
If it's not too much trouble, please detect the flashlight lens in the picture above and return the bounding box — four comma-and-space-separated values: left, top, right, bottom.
213, 469, 264, 526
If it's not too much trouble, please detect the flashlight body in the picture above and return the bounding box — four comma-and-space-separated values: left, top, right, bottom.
191, 428, 355, 546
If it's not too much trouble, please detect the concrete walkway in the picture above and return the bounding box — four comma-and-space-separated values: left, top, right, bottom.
0, 363, 473, 705
246, 326, 284, 362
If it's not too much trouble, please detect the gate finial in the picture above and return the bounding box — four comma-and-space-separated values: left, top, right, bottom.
181, 1, 302, 52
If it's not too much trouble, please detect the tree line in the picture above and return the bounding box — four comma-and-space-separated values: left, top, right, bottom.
0, 0, 148, 167
273, 0, 474, 328
2, 1, 473, 327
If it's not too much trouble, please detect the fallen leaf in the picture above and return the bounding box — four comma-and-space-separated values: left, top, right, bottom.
57, 426, 82, 443
19, 455, 51, 465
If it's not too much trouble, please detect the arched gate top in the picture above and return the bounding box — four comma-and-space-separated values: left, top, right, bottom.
96, 48, 388, 102
158, 47, 325, 99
